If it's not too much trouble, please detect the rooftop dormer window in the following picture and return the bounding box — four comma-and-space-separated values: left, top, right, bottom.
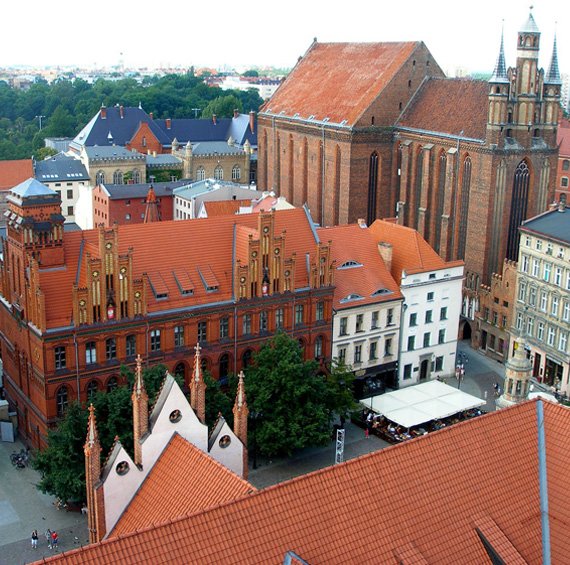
338, 260, 362, 269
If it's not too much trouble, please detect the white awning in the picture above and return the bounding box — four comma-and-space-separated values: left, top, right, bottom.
360, 380, 485, 429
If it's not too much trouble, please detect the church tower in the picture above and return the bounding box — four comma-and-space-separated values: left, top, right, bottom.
84, 404, 106, 543
132, 354, 148, 468
497, 336, 533, 408
190, 343, 206, 423
487, 25, 510, 146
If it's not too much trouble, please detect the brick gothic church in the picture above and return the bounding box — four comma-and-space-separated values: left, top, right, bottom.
258, 11, 561, 333
0, 179, 334, 449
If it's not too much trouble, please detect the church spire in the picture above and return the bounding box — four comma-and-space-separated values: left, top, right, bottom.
143, 185, 160, 223
132, 354, 148, 468
190, 343, 206, 423
232, 371, 249, 479
84, 404, 105, 544
545, 31, 562, 85
490, 23, 508, 84
497, 335, 533, 408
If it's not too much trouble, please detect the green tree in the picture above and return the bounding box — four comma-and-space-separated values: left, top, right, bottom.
323, 359, 358, 427
245, 332, 330, 457
32, 401, 88, 503
201, 95, 243, 119
242, 70, 259, 77
204, 371, 235, 428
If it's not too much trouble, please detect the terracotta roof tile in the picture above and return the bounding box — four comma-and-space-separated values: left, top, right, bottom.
38, 400, 570, 565
263, 42, 419, 127
397, 78, 489, 140
557, 120, 570, 157
317, 224, 402, 309
202, 199, 250, 217
367, 219, 463, 281
111, 433, 254, 537
0, 161, 34, 191
38, 208, 319, 329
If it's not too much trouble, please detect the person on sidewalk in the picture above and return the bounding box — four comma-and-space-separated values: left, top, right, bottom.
51, 531, 58, 549
45, 529, 52, 549
31, 530, 38, 549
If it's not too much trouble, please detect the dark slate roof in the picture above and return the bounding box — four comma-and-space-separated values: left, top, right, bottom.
84, 146, 146, 161
191, 141, 245, 156
520, 206, 570, 245
102, 180, 187, 200
145, 154, 182, 167
226, 113, 257, 147
519, 12, 540, 33
35, 152, 89, 182
71, 106, 171, 149
155, 118, 233, 144
396, 78, 489, 141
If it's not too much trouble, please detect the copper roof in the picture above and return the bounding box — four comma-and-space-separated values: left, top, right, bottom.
262, 42, 419, 127
37, 400, 570, 564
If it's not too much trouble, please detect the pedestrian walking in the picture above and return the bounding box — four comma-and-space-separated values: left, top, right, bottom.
51, 531, 59, 549
45, 529, 52, 548
31, 530, 38, 549
365, 428, 369, 439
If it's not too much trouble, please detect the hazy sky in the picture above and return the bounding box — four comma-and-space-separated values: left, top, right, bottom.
3, 0, 568, 76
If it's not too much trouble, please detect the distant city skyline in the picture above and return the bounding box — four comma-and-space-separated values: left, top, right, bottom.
2, 0, 568, 77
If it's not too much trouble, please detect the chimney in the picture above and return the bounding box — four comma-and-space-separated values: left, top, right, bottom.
249, 110, 255, 133
357, 218, 367, 228
149, 112, 153, 120
377, 242, 393, 272
233, 108, 239, 118
166, 118, 171, 129
100, 104, 106, 119
119, 106, 123, 119
212, 114, 217, 125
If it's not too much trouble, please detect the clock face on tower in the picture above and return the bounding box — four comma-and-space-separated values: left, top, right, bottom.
105, 242, 112, 250
92, 271, 99, 278
79, 299, 86, 307
134, 291, 141, 299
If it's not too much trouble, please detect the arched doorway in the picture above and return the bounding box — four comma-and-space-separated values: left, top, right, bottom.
462, 321, 472, 341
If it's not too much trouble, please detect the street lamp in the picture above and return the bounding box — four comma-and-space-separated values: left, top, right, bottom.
35, 115, 46, 131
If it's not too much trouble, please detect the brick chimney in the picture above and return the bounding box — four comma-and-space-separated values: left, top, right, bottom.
119, 106, 123, 119
166, 118, 171, 129
233, 108, 239, 118
212, 114, 217, 125
131, 355, 148, 468
377, 242, 393, 272
100, 104, 106, 119
249, 110, 255, 133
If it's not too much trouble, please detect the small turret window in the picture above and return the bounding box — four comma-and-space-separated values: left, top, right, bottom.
169, 409, 182, 423
219, 435, 231, 449
116, 461, 130, 476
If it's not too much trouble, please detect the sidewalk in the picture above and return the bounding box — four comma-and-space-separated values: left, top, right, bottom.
0, 437, 88, 565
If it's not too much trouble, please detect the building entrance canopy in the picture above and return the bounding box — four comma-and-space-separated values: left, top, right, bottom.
359, 380, 485, 429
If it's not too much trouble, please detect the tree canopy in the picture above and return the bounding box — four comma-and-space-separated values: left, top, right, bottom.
0, 74, 264, 160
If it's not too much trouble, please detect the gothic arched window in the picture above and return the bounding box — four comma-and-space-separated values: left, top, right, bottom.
113, 170, 123, 184
56, 386, 69, 417
457, 156, 472, 260
96, 171, 105, 185
367, 152, 379, 226
506, 160, 531, 261
196, 166, 205, 181
232, 165, 240, 181
214, 165, 223, 180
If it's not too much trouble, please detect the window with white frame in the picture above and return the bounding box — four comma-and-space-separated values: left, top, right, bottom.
521, 255, 529, 273
198, 321, 207, 342
243, 314, 252, 335
537, 321, 544, 341
214, 165, 223, 180
275, 309, 284, 329
543, 263, 551, 282
529, 287, 536, 306
536, 239, 543, 251
339, 316, 347, 335
563, 301, 570, 322
555, 268, 562, 286
106, 338, 116, 360
232, 165, 240, 181
516, 313, 523, 330
314, 336, 323, 358
552, 296, 559, 318
547, 327, 555, 347
85, 342, 97, 364
532, 260, 540, 277
526, 317, 533, 336
387, 308, 394, 325
540, 291, 548, 311
560, 333, 568, 353
196, 166, 205, 181
518, 282, 526, 302
546, 243, 554, 255
371, 311, 379, 328
369, 341, 377, 360
384, 338, 392, 356
316, 302, 324, 322
174, 325, 184, 348
295, 305, 304, 325
524, 235, 531, 247
150, 329, 161, 351
354, 344, 362, 363
220, 317, 229, 339
355, 314, 364, 332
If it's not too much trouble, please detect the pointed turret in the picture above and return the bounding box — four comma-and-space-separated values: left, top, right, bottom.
490, 25, 508, 84
143, 185, 160, 223
132, 354, 148, 468
232, 371, 249, 445
84, 404, 105, 543
545, 34, 562, 85
190, 343, 206, 423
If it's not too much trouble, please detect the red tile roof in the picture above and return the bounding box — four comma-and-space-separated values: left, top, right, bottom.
202, 199, 250, 217
0, 161, 34, 191
368, 219, 463, 281
317, 224, 402, 309
39, 208, 319, 329
111, 433, 255, 537
557, 120, 570, 158
263, 42, 419, 127
397, 78, 489, 140
37, 400, 570, 564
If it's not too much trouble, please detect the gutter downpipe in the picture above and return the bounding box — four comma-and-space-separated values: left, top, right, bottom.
321, 124, 325, 227
536, 400, 551, 565
73, 331, 80, 402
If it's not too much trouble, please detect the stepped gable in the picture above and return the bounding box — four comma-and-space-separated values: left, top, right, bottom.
396, 77, 489, 140
110, 433, 255, 537
368, 219, 463, 281
39, 400, 570, 564
317, 223, 402, 309
264, 41, 420, 127
37, 208, 318, 330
